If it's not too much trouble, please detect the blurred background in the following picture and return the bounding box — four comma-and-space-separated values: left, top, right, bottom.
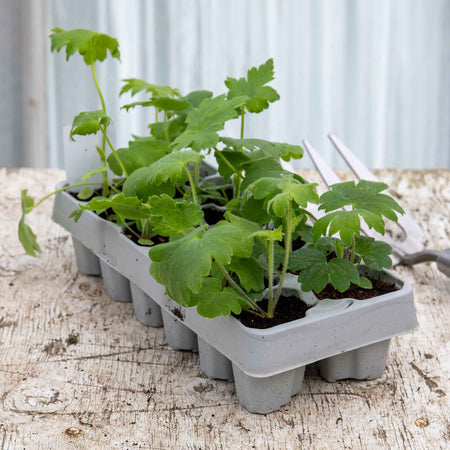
1, 0, 449, 169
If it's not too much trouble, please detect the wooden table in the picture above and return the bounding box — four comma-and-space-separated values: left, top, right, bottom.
0, 168, 449, 449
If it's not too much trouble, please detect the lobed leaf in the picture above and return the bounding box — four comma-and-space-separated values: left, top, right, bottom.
221, 137, 303, 161
319, 180, 405, 234
190, 277, 245, 318
144, 150, 204, 185
120, 78, 180, 98
149, 219, 256, 305
122, 167, 175, 201
148, 194, 204, 236
290, 247, 360, 293
81, 193, 151, 220
50, 28, 120, 65
225, 58, 280, 113
171, 95, 248, 151
18, 190, 41, 257
107, 139, 171, 176
354, 236, 393, 270
227, 257, 266, 293
70, 110, 111, 141
312, 210, 361, 246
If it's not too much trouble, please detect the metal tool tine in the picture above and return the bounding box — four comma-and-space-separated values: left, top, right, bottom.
303, 139, 342, 187
327, 133, 425, 246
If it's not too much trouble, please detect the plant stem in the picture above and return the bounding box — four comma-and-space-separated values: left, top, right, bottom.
28, 182, 102, 213
240, 108, 245, 139
155, 107, 159, 123
99, 126, 128, 177
271, 203, 293, 316
91, 63, 106, 112
217, 262, 268, 318
163, 112, 169, 140
91, 64, 109, 197
267, 239, 274, 313
214, 149, 243, 179
121, 219, 141, 239
351, 233, 356, 264
184, 164, 198, 204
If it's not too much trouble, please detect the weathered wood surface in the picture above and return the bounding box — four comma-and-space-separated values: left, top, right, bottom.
0, 168, 448, 450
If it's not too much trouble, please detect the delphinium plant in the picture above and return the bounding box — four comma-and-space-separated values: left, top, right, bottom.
18, 27, 405, 328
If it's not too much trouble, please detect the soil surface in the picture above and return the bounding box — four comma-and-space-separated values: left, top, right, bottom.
315, 279, 398, 300
235, 295, 310, 329
203, 206, 225, 225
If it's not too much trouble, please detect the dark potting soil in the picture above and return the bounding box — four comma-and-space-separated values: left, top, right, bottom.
315, 279, 398, 300
235, 295, 310, 329
203, 207, 225, 225
121, 224, 169, 247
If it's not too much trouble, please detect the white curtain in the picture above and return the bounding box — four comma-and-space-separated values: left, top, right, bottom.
4, 0, 450, 169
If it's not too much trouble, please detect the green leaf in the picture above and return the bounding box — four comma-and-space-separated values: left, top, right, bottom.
70, 110, 111, 140
242, 197, 271, 225
354, 236, 393, 270
144, 150, 204, 185
221, 137, 303, 161
225, 58, 280, 113
76, 166, 108, 183
81, 193, 151, 220
107, 139, 171, 176
148, 116, 186, 141
357, 276, 373, 289
119, 78, 180, 98
319, 180, 405, 234
313, 210, 361, 245
50, 28, 120, 65
77, 187, 94, 200
250, 177, 319, 217
18, 190, 41, 257
69, 208, 84, 222
215, 150, 249, 180
137, 238, 154, 246
171, 95, 248, 151
122, 167, 175, 201
149, 221, 254, 305
227, 257, 265, 293
251, 227, 284, 243
190, 277, 244, 318
290, 247, 360, 293
148, 194, 204, 236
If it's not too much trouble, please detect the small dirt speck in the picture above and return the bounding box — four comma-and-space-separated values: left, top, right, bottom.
0, 317, 17, 328
415, 418, 430, 427
78, 282, 90, 292
172, 307, 184, 321
66, 332, 79, 346
424, 353, 434, 359
65, 427, 82, 437
8, 282, 13, 287
193, 382, 214, 393
43, 339, 66, 355
146, 308, 152, 316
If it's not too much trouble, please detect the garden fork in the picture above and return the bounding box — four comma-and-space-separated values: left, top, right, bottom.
299, 134, 450, 277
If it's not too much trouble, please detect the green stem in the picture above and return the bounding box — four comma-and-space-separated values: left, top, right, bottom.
351, 233, 356, 264
28, 182, 102, 213
184, 164, 198, 204
214, 148, 243, 179
217, 262, 268, 318
271, 203, 293, 316
155, 107, 159, 123
91, 63, 106, 112
163, 112, 169, 140
267, 240, 274, 313
91, 64, 109, 197
240, 108, 245, 139
99, 127, 128, 178
121, 219, 141, 240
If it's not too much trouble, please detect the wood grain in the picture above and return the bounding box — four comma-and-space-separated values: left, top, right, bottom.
0, 168, 448, 449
